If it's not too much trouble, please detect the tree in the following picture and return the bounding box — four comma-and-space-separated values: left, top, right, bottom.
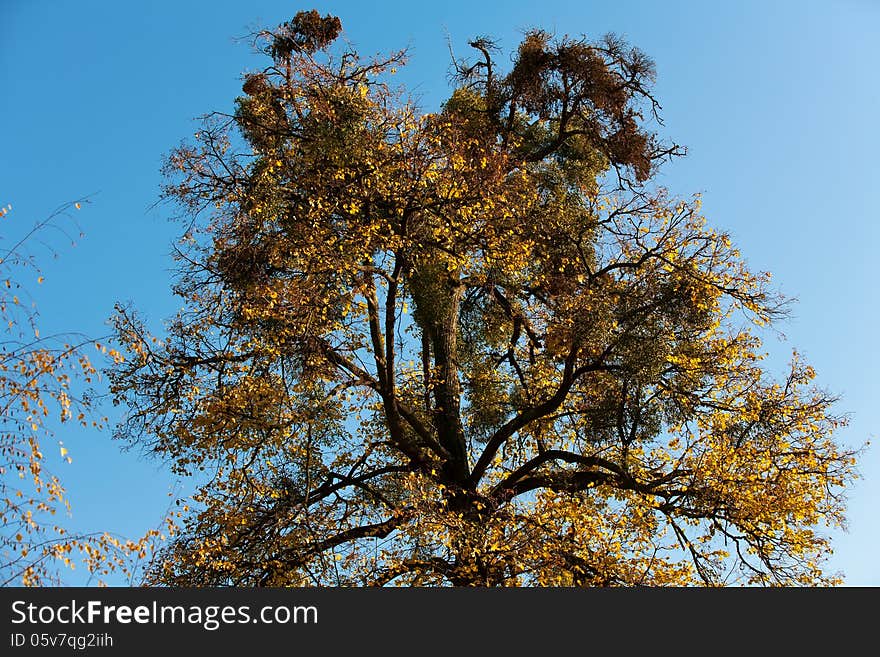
110, 11, 859, 586
0, 200, 156, 586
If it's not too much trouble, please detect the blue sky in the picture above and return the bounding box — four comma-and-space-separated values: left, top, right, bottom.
2, 0, 878, 585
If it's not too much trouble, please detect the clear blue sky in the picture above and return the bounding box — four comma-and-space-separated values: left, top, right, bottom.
3, 0, 878, 585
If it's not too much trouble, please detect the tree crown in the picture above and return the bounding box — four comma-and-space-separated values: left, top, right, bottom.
110, 11, 858, 586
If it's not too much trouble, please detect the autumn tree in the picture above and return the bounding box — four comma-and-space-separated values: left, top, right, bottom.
110, 11, 859, 586
0, 201, 156, 586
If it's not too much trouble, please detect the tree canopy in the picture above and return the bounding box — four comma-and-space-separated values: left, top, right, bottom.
110, 10, 859, 586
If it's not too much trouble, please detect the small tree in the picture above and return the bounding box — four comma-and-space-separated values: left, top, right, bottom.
0, 201, 155, 585
111, 11, 858, 586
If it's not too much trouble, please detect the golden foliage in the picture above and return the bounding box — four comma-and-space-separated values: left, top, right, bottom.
0, 202, 159, 585
110, 13, 859, 586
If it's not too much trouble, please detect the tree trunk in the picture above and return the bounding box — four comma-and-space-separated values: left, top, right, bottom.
409, 262, 469, 485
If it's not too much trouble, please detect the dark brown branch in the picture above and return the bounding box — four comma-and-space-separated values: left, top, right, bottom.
470, 349, 619, 486
294, 464, 413, 510
368, 556, 454, 586
507, 470, 611, 498
317, 339, 445, 459
384, 256, 403, 388
267, 511, 413, 578
362, 268, 388, 389
491, 449, 625, 498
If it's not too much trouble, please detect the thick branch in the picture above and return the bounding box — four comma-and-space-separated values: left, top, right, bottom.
491, 449, 625, 498
470, 350, 619, 486
363, 268, 388, 389
266, 511, 413, 578
317, 339, 444, 459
